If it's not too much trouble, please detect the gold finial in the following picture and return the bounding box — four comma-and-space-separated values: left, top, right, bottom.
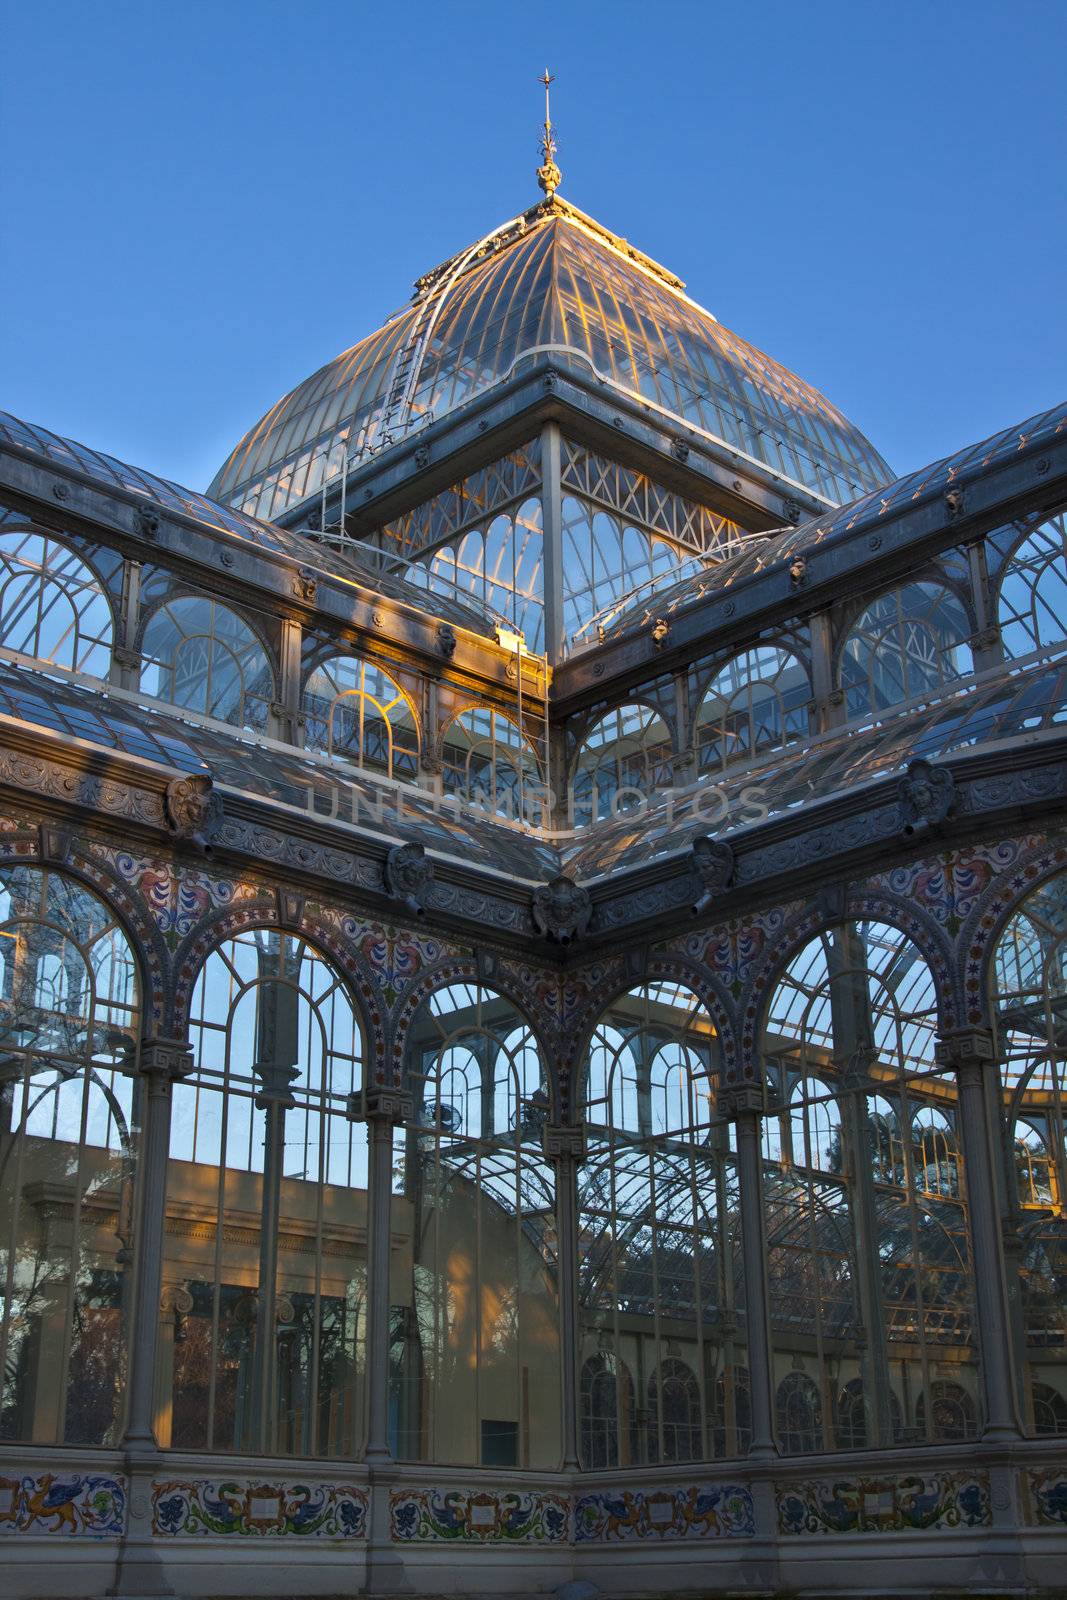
536, 67, 562, 198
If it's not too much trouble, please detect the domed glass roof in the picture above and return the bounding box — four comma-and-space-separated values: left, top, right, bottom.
209, 197, 892, 523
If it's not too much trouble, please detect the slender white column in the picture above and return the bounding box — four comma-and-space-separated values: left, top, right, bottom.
723, 1086, 777, 1457
935, 1028, 1023, 1440
122, 1038, 193, 1449
543, 1122, 587, 1471
540, 420, 564, 669
251, 1058, 300, 1449
356, 1088, 412, 1461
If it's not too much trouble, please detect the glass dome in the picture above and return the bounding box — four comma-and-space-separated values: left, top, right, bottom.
208, 198, 892, 523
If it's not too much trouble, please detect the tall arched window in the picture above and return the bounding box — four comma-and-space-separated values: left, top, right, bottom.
647, 1358, 703, 1462
580, 1353, 636, 1469
0, 531, 113, 675
839, 582, 974, 718
303, 654, 418, 779
694, 645, 812, 775
560, 495, 704, 652
775, 1371, 822, 1455
998, 511, 1067, 658
440, 707, 540, 820
394, 984, 558, 1468
915, 1380, 977, 1442
140, 595, 273, 731
578, 982, 742, 1465
763, 920, 979, 1453
161, 929, 366, 1458
410, 496, 545, 651
0, 865, 140, 1446
992, 870, 1067, 1435
573, 703, 673, 825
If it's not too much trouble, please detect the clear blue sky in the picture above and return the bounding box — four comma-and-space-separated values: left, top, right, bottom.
2, 0, 1063, 498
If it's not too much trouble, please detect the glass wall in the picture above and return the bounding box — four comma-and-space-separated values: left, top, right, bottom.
440, 707, 541, 821
577, 982, 745, 1466
840, 583, 974, 719
694, 645, 812, 775
393, 983, 559, 1468
998, 511, 1067, 659
140, 596, 274, 732
303, 654, 419, 780
762, 920, 980, 1452
991, 871, 1067, 1435
0, 865, 140, 1444
159, 929, 366, 1458
573, 704, 673, 825
0, 532, 113, 676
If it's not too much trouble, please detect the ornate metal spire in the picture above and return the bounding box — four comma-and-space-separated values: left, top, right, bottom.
536, 68, 562, 198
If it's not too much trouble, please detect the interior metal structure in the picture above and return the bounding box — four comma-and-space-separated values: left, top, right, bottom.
0, 182, 1065, 1599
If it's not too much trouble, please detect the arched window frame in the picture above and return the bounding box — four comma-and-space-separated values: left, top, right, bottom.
693, 641, 813, 775
0, 864, 141, 1447
0, 529, 114, 676
439, 706, 541, 820
573, 701, 674, 824
302, 652, 419, 780
997, 510, 1067, 660
139, 593, 275, 732
837, 579, 975, 719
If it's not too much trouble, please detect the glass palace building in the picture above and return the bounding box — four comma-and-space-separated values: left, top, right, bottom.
0, 162, 1065, 1600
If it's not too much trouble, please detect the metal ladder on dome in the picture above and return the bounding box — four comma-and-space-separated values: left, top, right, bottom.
347, 209, 530, 469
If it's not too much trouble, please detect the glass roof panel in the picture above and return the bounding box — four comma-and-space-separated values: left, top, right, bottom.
0, 410, 496, 636
208, 203, 893, 523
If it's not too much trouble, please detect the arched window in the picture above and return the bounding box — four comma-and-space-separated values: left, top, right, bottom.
573, 703, 673, 825
162, 929, 366, 1458
394, 984, 558, 1468
694, 645, 812, 775
1015, 1121, 1057, 1207
1031, 1380, 1067, 1436
912, 1106, 960, 1197
789, 1076, 841, 1174
0, 531, 112, 675
409, 497, 544, 650
560, 496, 704, 651
776, 1371, 822, 1455
140, 595, 273, 731
579, 982, 739, 1465
835, 1376, 903, 1450
647, 1358, 703, 1462
839, 581, 974, 718
580, 1353, 636, 1470
0, 865, 140, 1446
998, 511, 1067, 658
763, 920, 979, 1453
440, 707, 540, 821
992, 870, 1067, 1436
915, 1380, 977, 1443
303, 654, 418, 779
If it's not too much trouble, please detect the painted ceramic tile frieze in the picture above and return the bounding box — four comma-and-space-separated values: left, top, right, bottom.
573, 1483, 754, 1542
0, 1472, 126, 1537
390, 1487, 569, 1543
776, 1472, 991, 1534
151, 1479, 367, 1538
1028, 1470, 1067, 1527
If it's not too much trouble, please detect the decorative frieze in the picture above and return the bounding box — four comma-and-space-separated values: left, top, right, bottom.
573, 1483, 754, 1542
776, 1471, 991, 1535
0, 1472, 126, 1537
151, 1479, 367, 1539
1028, 1469, 1067, 1527
390, 1487, 569, 1544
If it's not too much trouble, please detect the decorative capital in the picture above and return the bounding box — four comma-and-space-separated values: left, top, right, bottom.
900, 757, 954, 838
691, 835, 735, 916
542, 1122, 587, 1163
349, 1088, 415, 1125
294, 566, 317, 603
532, 873, 592, 944
164, 773, 223, 854
719, 1084, 764, 1119
112, 645, 140, 673
254, 1060, 300, 1109
138, 1038, 194, 1085
385, 841, 434, 917
934, 1027, 998, 1072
